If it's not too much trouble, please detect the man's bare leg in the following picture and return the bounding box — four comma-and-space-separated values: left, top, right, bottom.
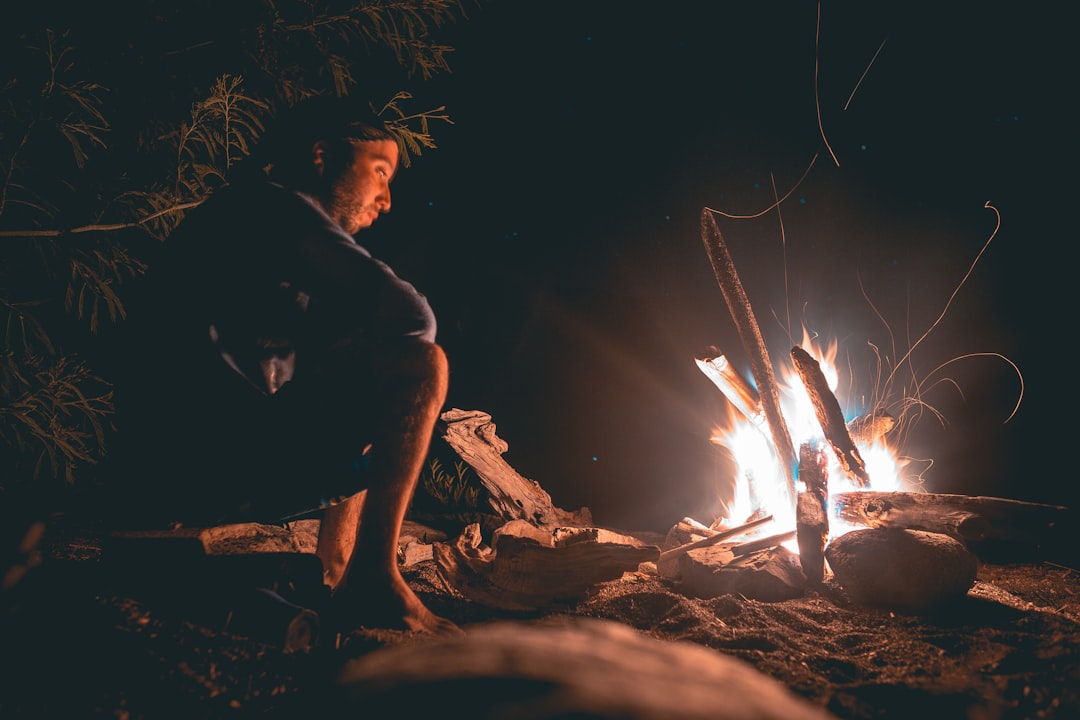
329, 339, 461, 635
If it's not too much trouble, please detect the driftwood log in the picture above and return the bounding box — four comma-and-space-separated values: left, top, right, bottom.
790, 346, 870, 487
439, 408, 591, 528
832, 491, 1073, 560
700, 209, 797, 506
795, 442, 830, 584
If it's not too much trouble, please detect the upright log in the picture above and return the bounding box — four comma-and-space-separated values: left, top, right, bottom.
796, 442, 830, 584
700, 210, 797, 507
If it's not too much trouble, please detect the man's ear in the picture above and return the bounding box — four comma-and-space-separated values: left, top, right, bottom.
311, 140, 330, 177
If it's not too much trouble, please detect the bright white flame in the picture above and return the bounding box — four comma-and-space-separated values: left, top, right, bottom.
704, 339, 908, 546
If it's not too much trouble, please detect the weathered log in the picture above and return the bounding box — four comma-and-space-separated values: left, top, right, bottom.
832, 491, 1073, 560
796, 442, 830, 584
433, 520, 659, 611
700, 210, 797, 507
789, 346, 870, 487
439, 408, 592, 528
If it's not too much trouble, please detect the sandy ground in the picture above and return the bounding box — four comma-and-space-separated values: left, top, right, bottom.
2, 514, 1079, 720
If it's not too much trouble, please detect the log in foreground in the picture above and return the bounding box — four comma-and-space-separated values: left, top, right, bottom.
790, 345, 870, 487
832, 491, 1073, 560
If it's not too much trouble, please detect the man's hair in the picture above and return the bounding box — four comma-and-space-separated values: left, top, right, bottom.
252, 95, 397, 187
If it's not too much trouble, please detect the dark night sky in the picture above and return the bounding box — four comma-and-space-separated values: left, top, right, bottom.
353, 2, 1074, 531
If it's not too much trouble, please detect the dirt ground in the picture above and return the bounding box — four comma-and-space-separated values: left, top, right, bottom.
2, 513, 1079, 720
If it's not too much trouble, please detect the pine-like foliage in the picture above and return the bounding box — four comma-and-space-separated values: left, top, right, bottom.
0, 1, 471, 500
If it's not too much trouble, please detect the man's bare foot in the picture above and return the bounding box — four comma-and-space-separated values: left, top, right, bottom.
331, 571, 463, 637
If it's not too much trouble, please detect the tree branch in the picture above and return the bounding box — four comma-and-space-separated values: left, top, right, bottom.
0, 200, 204, 239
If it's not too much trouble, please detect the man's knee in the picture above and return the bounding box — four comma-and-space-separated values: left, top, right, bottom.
375, 339, 448, 402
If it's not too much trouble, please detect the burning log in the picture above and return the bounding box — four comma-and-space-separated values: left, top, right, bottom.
795, 442, 830, 584
846, 407, 895, 447
700, 209, 797, 506
831, 491, 1073, 560
696, 354, 764, 425
789, 345, 871, 487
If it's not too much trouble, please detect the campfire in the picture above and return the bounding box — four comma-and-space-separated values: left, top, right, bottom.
648, 209, 1067, 608
429, 208, 1069, 615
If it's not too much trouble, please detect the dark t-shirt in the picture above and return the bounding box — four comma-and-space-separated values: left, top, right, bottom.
112, 180, 435, 526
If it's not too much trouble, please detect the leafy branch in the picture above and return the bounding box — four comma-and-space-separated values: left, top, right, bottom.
0, 354, 113, 485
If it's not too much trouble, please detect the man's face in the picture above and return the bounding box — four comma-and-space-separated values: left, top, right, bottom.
319, 139, 399, 235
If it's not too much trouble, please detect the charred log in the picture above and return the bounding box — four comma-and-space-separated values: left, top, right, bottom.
789, 346, 870, 487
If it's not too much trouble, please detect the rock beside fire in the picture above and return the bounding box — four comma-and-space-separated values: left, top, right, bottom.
825, 528, 977, 613
678, 545, 807, 602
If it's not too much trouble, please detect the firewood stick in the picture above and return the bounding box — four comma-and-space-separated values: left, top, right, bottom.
658, 515, 774, 564
731, 530, 797, 557
790, 345, 871, 487
700, 209, 797, 507
796, 442, 830, 584
695, 354, 764, 425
